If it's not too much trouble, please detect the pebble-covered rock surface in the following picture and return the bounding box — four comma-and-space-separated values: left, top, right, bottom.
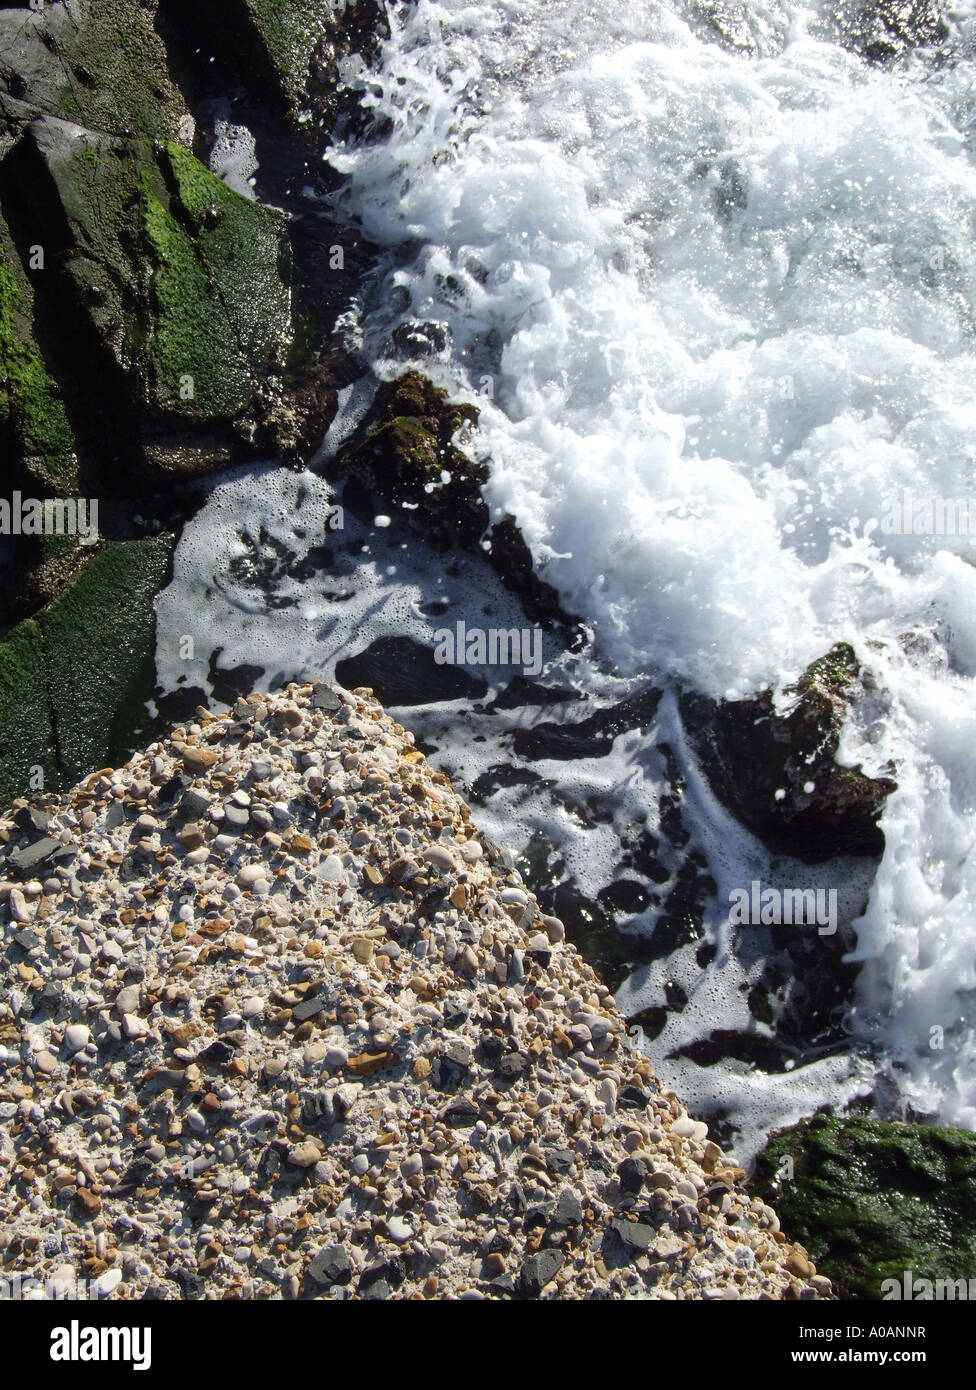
0, 684, 828, 1300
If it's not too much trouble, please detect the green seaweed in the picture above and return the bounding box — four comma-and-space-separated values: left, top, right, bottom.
752, 1114, 976, 1299
0, 536, 174, 807
0, 617, 59, 808
138, 144, 291, 419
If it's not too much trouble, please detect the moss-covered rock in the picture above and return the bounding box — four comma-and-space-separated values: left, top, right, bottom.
242, 0, 330, 110
0, 235, 77, 491
11, 116, 291, 475
681, 642, 896, 862
752, 1114, 976, 1299
0, 0, 187, 145
331, 371, 583, 632
0, 535, 173, 807
331, 371, 488, 548
0, 613, 57, 808
143, 139, 292, 422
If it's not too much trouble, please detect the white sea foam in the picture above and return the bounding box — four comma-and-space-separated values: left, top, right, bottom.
157, 0, 976, 1152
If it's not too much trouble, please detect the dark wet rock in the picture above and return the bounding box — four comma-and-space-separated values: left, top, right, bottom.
335, 635, 489, 707
512, 686, 661, 761
482, 514, 582, 636
487, 676, 579, 711
834, 0, 948, 62
329, 372, 488, 550
752, 1114, 976, 1299
681, 643, 896, 863
330, 372, 581, 634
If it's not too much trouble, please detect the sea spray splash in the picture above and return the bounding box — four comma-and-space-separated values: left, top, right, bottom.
323, 0, 976, 1134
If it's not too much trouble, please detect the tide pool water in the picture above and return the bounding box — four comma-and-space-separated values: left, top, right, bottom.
158, 0, 976, 1153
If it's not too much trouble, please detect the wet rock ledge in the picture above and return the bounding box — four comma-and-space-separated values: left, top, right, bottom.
0, 685, 824, 1300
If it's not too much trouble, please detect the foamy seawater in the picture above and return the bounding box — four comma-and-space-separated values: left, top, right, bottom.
158, 0, 976, 1154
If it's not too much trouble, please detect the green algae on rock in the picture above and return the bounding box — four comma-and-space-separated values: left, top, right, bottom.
142, 140, 292, 423
331, 372, 581, 631
0, 535, 173, 808
0, 245, 77, 493
752, 1113, 976, 1299
0, 0, 188, 147
331, 371, 487, 548
12, 117, 291, 475
0, 616, 57, 810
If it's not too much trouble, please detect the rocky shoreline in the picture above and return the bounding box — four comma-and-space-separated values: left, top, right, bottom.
0, 684, 825, 1300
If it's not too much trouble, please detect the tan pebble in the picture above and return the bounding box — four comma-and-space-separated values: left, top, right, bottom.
288, 1141, 323, 1168
181, 746, 219, 774
178, 824, 207, 851
785, 1251, 815, 1279
351, 938, 374, 964
346, 1050, 395, 1076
